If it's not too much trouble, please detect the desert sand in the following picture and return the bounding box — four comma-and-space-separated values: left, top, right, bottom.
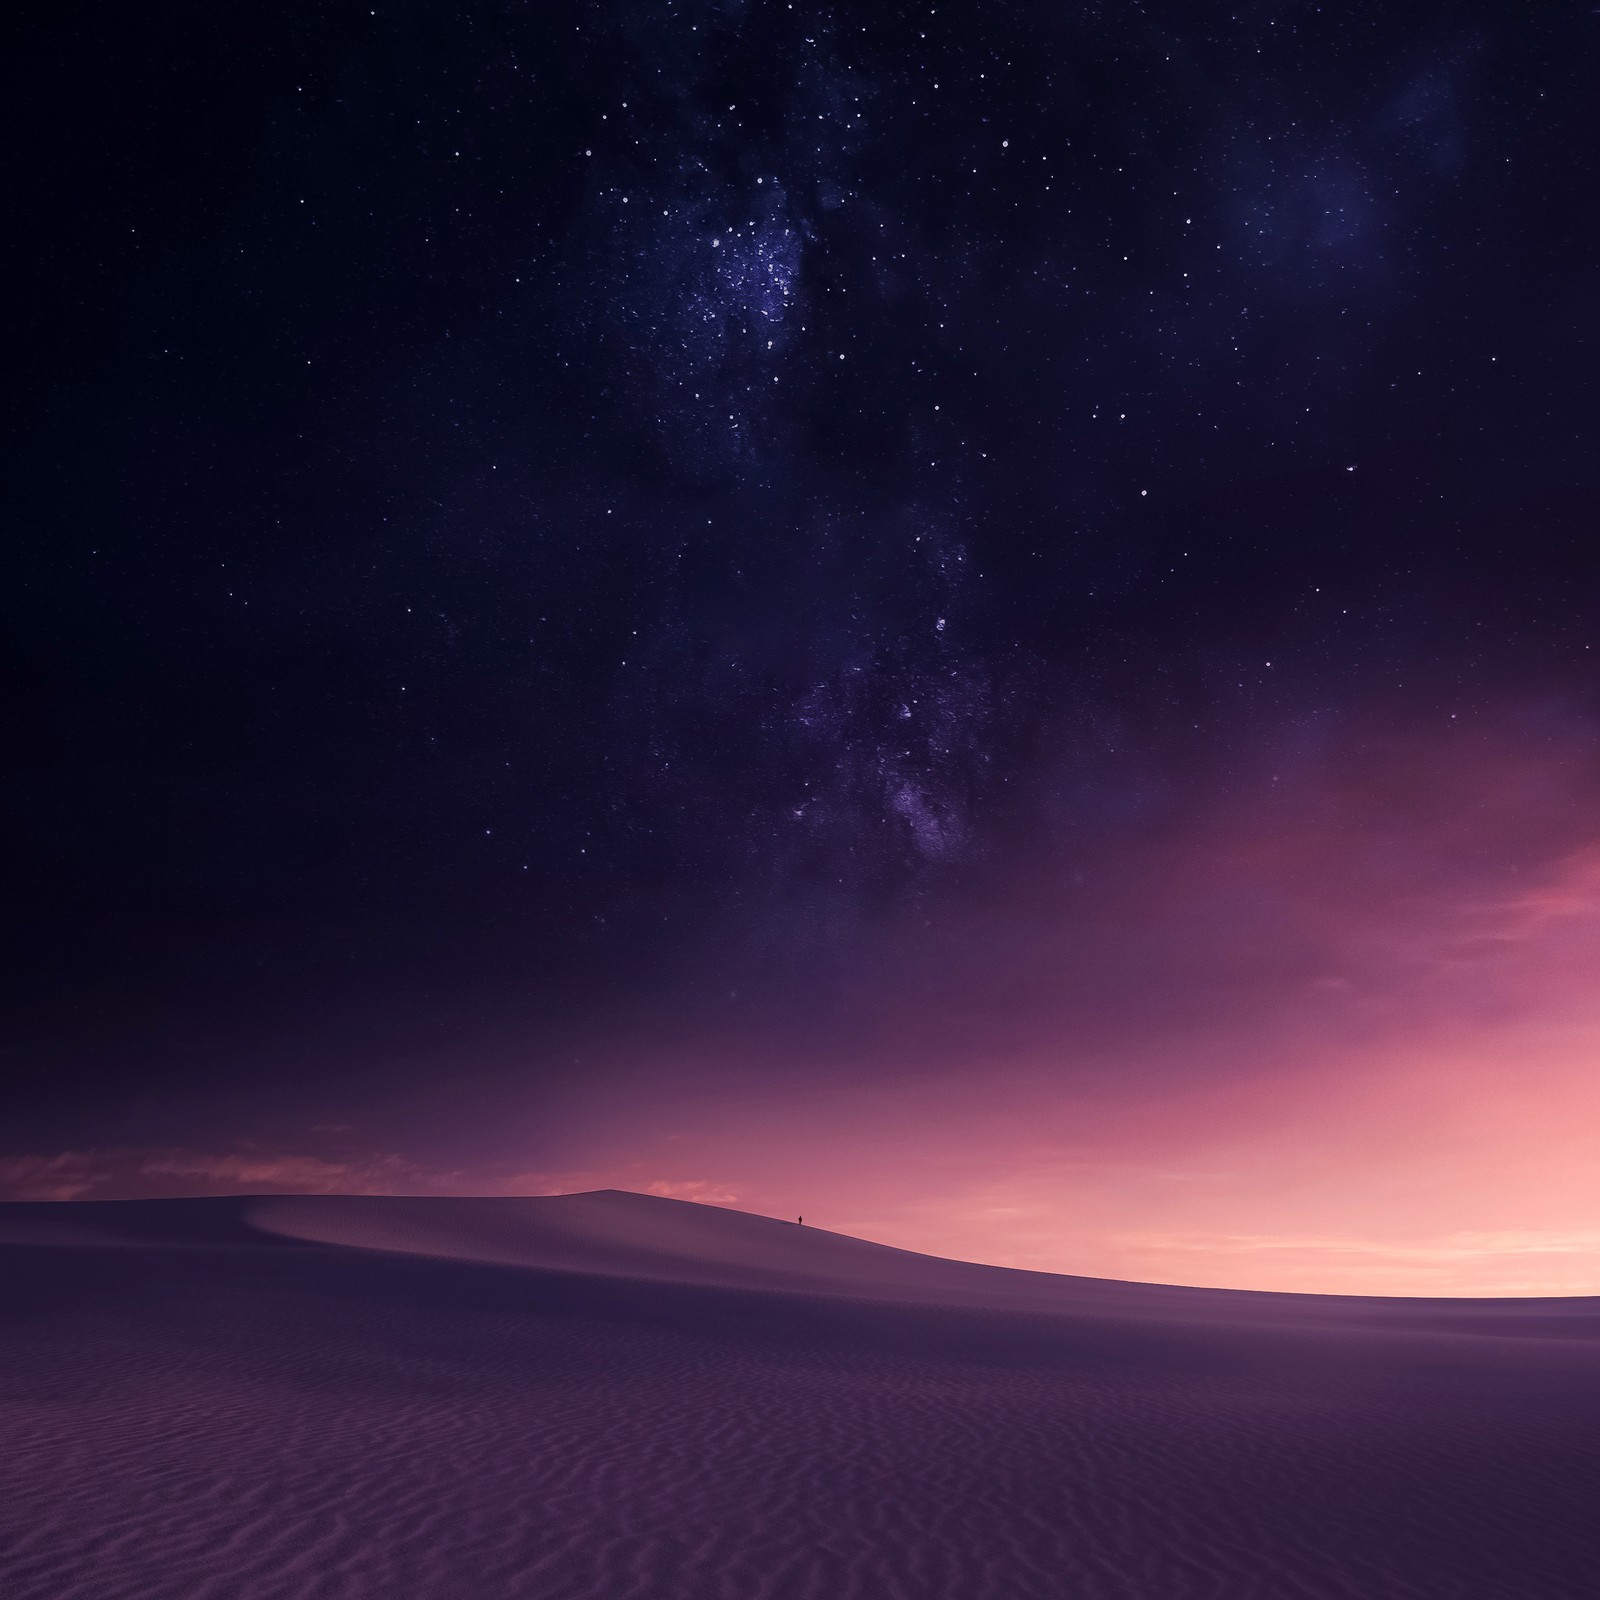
2, 1190, 1598, 1599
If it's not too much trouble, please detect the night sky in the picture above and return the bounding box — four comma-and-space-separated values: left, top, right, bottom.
8, 0, 1600, 1292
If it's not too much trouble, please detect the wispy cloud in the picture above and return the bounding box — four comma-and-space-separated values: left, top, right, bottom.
138, 1150, 456, 1195
644, 1178, 741, 1205
0, 1152, 107, 1202
1459, 845, 1600, 945
0, 1146, 463, 1202
1125, 1229, 1600, 1262
0, 1148, 747, 1211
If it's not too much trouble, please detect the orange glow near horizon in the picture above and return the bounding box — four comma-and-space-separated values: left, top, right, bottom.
539, 1011, 1600, 1296
534, 742, 1600, 1297
8, 717, 1600, 1299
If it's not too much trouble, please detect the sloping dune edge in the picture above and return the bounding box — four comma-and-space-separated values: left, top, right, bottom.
3, 1189, 1597, 1333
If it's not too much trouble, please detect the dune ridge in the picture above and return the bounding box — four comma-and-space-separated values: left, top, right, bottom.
3, 1190, 1598, 1599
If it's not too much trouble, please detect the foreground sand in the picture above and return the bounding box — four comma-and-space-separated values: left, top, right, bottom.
2, 1191, 1598, 1599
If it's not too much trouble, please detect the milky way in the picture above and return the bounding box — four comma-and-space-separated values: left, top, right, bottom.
8, 0, 1600, 1286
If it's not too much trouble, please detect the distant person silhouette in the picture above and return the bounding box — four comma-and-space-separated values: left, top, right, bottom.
797, 1216, 803, 1225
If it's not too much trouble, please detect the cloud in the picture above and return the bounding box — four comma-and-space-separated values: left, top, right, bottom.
1126, 1230, 1600, 1263
0, 1152, 106, 1202
0, 1150, 747, 1212
644, 1178, 741, 1206
1462, 846, 1600, 944
1095, 1227, 1600, 1296
138, 1150, 454, 1195
0, 1146, 464, 1202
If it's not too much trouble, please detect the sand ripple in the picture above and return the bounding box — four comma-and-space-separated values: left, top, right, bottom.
2, 1193, 1597, 1599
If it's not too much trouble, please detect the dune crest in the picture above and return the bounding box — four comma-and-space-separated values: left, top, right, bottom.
251, 1188, 1600, 1331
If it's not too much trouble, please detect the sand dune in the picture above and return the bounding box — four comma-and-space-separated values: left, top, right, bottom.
3, 1191, 1598, 1599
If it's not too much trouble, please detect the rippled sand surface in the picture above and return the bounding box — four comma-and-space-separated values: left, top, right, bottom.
3, 1191, 1598, 1599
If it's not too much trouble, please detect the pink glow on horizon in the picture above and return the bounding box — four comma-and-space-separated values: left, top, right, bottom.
536, 732, 1600, 1296
541, 1015, 1600, 1295
7, 716, 1600, 1299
